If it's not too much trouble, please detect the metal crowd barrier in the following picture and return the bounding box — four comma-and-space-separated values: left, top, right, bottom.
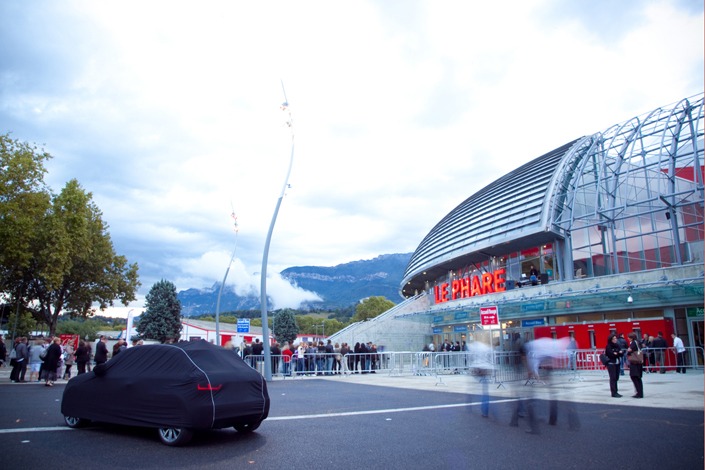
240, 346, 703, 381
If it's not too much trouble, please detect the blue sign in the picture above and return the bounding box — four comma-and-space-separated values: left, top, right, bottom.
433, 316, 444, 323
433, 327, 443, 334
454, 312, 468, 320
521, 303, 545, 312
237, 318, 250, 333
521, 318, 545, 327
453, 325, 468, 332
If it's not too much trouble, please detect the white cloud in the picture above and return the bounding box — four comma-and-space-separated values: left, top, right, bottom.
1, 0, 702, 310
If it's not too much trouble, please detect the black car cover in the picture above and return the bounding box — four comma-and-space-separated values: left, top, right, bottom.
61, 340, 269, 430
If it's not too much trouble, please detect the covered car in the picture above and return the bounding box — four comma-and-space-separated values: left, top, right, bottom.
61, 340, 269, 446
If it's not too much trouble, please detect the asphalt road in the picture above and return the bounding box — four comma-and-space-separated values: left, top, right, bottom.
0, 379, 702, 469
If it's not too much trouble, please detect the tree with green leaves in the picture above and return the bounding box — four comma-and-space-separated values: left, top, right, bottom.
0, 134, 140, 336
56, 319, 102, 340
6, 311, 37, 338
0, 134, 52, 302
137, 280, 182, 343
352, 296, 395, 322
272, 308, 298, 346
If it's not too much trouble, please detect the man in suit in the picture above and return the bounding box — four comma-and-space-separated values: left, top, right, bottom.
94, 335, 109, 365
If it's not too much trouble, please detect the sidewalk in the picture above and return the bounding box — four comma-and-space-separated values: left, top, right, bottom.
305, 369, 704, 411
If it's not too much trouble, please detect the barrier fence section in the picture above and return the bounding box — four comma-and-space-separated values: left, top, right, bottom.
241, 347, 703, 380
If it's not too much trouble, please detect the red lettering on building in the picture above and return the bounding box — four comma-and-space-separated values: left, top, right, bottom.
434, 268, 507, 304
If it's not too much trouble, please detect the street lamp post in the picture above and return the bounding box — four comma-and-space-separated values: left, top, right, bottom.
215, 226, 238, 346
314, 322, 325, 339
260, 82, 294, 381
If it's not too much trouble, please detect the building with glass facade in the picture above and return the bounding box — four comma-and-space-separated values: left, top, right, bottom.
331, 94, 704, 362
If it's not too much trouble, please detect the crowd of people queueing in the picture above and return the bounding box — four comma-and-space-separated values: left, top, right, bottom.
229, 338, 382, 376
2, 334, 136, 387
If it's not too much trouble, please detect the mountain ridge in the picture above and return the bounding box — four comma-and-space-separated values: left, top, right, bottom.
177, 253, 413, 316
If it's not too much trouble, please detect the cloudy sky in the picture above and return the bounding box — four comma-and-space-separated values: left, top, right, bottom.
1, 0, 703, 315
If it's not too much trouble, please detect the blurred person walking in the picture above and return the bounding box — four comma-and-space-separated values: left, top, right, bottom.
469, 341, 493, 418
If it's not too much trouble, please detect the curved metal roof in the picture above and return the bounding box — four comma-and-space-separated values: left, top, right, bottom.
401, 139, 580, 294
402, 93, 704, 297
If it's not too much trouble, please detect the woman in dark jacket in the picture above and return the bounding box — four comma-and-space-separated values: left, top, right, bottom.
605, 334, 624, 398
627, 332, 644, 398
42, 337, 62, 387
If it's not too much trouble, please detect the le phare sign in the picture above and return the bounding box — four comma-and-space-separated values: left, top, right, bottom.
434, 268, 507, 304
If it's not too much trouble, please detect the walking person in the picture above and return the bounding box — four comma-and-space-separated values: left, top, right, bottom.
469, 341, 493, 419
627, 333, 644, 398
672, 334, 686, 373
605, 334, 624, 397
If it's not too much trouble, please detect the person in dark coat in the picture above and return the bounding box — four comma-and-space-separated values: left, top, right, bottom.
605, 334, 624, 398
0, 335, 7, 367
353, 342, 361, 373
42, 337, 62, 386
94, 336, 109, 365
617, 333, 629, 376
75, 340, 90, 375
358, 342, 368, 373
627, 332, 644, 398
651, 332, 668, 373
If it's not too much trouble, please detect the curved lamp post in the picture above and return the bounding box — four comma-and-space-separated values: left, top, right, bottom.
260, 82, 294, 381
215, 220, 238, 345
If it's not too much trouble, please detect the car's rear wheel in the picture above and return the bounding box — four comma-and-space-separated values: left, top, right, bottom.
64, 415, 90, 428
234, 420, 261, 433
157, 427, 194, 446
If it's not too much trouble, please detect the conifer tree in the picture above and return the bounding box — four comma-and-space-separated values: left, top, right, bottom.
138, 280, 182, 343
272, 308, 298, 346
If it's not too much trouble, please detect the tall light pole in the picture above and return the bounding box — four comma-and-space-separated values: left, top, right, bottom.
260, 81, 294, 381
215, 211, 239, 345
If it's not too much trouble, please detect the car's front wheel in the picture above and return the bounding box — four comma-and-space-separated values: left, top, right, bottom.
157, 427, 194, 446
64, 415, 90, 428
234, 420, 261, 433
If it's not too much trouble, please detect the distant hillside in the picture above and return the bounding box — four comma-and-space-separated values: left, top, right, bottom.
177, 253, 413, 316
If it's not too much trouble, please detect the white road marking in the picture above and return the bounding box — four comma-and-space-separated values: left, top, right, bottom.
0, 399, 520, 434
